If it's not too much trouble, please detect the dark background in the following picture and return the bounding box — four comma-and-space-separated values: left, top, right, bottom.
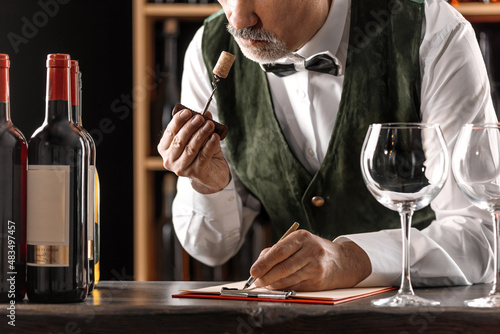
0, 0, 134, 281
0, 1, 498, 282
474, 23, 500, 114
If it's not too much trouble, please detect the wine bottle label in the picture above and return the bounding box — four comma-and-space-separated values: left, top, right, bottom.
27, 165, 70, 266
27, 245, 69, 266
88, 165, 95, 261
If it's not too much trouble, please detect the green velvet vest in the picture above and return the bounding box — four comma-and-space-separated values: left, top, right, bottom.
201, 0, 435, 240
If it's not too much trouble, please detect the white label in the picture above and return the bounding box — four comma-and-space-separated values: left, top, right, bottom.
27, 165, 70, 266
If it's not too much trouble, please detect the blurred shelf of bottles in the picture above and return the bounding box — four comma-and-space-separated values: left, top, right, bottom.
148, 19, 204, 155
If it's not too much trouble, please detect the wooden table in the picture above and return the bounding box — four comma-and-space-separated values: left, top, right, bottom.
2, 281, 500, 333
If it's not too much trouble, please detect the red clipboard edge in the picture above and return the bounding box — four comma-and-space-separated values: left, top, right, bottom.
172, 287, 396, 305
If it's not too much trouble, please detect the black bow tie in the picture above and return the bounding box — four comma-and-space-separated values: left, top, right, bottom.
262, 53, 339, 78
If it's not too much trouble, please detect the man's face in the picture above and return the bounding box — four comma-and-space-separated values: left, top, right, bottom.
219, 0, 330, 64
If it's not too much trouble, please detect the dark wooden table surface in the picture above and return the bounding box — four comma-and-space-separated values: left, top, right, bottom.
1, 281, 500, 333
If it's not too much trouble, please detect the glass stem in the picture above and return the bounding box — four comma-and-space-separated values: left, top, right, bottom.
490, 212, 500, 296
399, 209, 415, 296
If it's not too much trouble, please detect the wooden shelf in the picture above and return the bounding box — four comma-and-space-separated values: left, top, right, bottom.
144, 3, 221, 19
455, 2, 500, 15
145, 157, 166, 171
454, 2, 500, 22
133, 0, 221, 281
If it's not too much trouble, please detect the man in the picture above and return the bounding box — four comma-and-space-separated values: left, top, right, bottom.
157, 0, 497, 291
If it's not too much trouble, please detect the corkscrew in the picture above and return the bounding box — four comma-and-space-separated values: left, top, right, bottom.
171, 51, 235, 140
201, 75, 220, 116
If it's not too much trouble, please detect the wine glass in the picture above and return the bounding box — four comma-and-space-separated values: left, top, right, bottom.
452, 123, 500, 308
360, 123, 449, 307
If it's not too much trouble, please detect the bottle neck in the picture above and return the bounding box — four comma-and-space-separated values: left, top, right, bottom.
71, 105, 79, 126
0, 66, 10, 123
78, 72, 83, 127
45, 66, 71, 122
0, 102, 9, 123
70, 66, 80, 125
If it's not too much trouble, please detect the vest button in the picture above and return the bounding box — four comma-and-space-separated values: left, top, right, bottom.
311, 196, 325, 207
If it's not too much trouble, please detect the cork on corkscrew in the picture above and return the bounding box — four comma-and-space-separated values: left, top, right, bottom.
172, 51, 235, 140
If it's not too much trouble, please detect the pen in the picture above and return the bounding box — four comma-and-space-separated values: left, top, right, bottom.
243, 222, 300, 289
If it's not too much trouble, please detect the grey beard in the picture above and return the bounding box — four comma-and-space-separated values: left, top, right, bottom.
226, 24, 291, 64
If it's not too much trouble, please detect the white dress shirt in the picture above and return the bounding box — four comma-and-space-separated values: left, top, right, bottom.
172, 0, 498, 287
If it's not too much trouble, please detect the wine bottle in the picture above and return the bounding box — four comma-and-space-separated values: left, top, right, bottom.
70, 61, 96, 294
79, 69, 101, 289
77, 64, 101, 289
27, 54, 88, 303
0, 54, 27, 302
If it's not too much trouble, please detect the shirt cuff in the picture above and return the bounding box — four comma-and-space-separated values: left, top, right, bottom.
335, 230, 402, 287
185, 174, 240, 227
173, 175, 244, 266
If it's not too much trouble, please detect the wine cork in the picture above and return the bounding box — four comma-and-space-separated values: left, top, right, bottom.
213, 51, 235, 79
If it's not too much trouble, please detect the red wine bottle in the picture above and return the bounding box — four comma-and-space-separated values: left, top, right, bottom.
70, 61, 96, 294
0, 54, 27, 302
27, 54, 88, 303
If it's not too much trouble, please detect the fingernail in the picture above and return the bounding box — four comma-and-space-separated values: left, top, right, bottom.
202, 122, 212, 132
191, 115, 203, 126
180, 109, 191, 119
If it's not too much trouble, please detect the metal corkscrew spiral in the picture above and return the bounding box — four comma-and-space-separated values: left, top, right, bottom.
201, 75, 220, 116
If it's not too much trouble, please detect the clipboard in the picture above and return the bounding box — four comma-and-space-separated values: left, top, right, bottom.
173, 281, 396, 305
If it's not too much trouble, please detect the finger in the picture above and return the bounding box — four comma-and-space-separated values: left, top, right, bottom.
204, 110, 213, 119
250, 231, 306, 279
266, 262, 320, 291
191, 133, 219, 170
259, 248, 271, 258
179, 121, 217, 175
158, 108, 193, 153
254, 245, 308, 288
267, 271, 306, 291
168, 113, 208, 164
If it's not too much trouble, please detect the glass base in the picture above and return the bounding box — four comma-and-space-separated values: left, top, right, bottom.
465, 295, 500, 308
372, 293, 440, 307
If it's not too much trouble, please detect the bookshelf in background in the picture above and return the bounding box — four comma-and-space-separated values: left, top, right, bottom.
133, 0, 222, 281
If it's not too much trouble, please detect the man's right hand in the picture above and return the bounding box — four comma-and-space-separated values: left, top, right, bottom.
157, 107, 230, 194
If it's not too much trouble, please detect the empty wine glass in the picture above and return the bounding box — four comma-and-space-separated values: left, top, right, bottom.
360, 123, 449, 307
452, 123, 500, 308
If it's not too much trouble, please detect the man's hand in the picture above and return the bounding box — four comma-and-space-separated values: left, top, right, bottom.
157, 108, 230, 194
250, 230, 372, 291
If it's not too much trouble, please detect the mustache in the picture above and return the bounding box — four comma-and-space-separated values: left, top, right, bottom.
226, 24, 278, 43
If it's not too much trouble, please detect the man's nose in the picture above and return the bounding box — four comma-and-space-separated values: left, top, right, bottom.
225, 0, 258, 30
